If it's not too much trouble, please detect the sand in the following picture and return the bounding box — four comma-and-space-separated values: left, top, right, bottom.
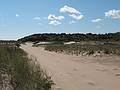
21, 43, 120, 90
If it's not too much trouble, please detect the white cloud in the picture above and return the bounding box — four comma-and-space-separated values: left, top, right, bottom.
69, 14, 84, 20
48, 14, 64, 21
16, 14, 20, 17
92, 18, 103, 23
105, 9, 120, 19
49, 20, 61, 26
60, 5, 80, 14
69, 20, 76, 24
48, 14, 64, 26
60, 5, 84, 21
33, 17, 41, 20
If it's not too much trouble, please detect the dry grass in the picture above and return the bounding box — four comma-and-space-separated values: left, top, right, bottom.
44, 43, 120, 56
0, 45, 53, 90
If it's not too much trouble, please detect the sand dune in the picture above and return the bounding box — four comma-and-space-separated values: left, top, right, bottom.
21, 43, 120, 90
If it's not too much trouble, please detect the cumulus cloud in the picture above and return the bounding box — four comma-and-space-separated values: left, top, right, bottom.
60, 5, 81, 14
33, 17, 41, 20
105, 9, 120, 19
92, 18, 103, 22
60, 5, 84, 21
49, 20, 61, 26
48, 14, 64, 21
69, 14, 84, 20
48, 14, 64, 26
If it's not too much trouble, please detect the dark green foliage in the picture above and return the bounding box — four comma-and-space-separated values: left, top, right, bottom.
0, 46, 53, 90
18, 32, 120, 42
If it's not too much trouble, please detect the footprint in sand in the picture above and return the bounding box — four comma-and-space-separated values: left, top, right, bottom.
96, 68, 108, 72
115, 73, 120, 77
66, 72, 72, 75
73, 68, 78, 71
87, 81, 96, 86
112, 68, 120, 71
87, 81, 104, 90
54, 87, 63, 90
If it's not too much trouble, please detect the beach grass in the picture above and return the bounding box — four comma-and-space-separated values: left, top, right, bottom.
44, 43, 120, 56
0, 45, 53, 90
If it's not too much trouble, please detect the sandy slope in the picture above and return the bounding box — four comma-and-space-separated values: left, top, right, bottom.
21, 43, 120, 90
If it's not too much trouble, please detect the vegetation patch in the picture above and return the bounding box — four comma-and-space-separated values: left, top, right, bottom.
18, 32, 120, 42
44, 43, 120, 56
0, 46, 53, 90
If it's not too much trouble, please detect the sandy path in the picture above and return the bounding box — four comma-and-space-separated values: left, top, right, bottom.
21, 43, 120, 90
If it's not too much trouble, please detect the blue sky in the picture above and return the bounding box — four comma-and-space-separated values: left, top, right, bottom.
0, 0, 120, 40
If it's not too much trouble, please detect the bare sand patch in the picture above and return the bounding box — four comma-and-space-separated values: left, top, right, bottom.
21, 43, 120, 90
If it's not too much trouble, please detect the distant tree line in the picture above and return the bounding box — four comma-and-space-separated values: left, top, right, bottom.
18, 32, 120, 42
0, 40, 17, 45
0, 40, 17, 43
0, 40, 21, 47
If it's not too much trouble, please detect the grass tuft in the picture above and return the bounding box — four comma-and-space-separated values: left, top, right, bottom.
0, 46, 53, 90
44, 43, 120, 56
